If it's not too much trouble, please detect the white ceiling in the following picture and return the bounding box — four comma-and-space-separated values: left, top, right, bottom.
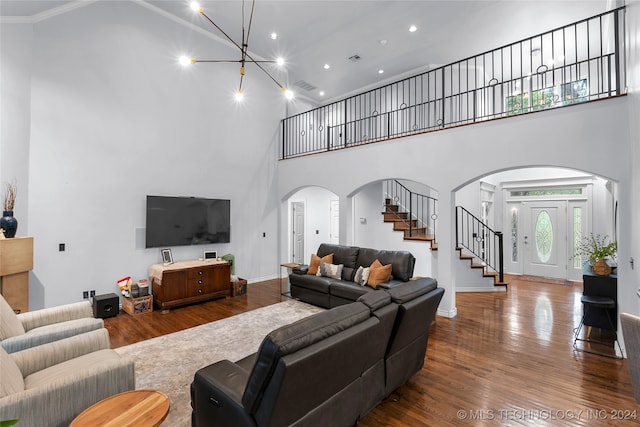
0, 0, 610, 104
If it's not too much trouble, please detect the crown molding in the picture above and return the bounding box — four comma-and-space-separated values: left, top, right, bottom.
0, 0, 97, 24
0, 16, 32, 24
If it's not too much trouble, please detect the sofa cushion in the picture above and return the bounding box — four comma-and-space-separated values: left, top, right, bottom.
308, 253, 334, 276
317, 262, 343, 280
357, 290, 392, 312
354, 266, 370, 286
242, 302, 371, 413
318, 244, 359, 281
0, 346, 24, 397
23, 349, 121, 390
387, 278, 438, 303
356, 248, 415, 282
0, 295, 26, 339
368, 260, 392, 288
330, 281, 372, 301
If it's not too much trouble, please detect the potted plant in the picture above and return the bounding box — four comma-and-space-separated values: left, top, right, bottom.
1, 180, 18, 238
574, 233, 617, 275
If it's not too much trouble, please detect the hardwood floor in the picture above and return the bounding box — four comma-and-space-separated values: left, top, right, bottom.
105, 276, 639, 426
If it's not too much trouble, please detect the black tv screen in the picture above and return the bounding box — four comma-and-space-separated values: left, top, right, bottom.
145, 196, 230, 248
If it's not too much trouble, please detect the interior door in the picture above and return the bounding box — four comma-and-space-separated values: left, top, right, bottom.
329, 199, 339, 244
523, 201, 567, 278
291, 202, 305, 264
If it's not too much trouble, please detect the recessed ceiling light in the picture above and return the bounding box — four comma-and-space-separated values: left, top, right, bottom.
379, 39, 388, 46
319, 91, 325, 96
276, 57, 285, 66
270, 32, 277, 40
409, 25, 417, 33
323, 64, 330, 70
378, 69, 384, 74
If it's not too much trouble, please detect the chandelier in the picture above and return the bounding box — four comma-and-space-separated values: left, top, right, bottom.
179, 1, 293, 101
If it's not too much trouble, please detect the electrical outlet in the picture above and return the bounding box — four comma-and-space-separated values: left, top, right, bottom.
90, 290, 96, 297
83, 291, 89, 299
59, 243, 65, 252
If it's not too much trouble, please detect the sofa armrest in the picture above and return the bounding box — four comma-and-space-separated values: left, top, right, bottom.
0, 355, 134, 427
18, 301, 94, 332
1, 318, 105, 354
292, 265, 309, 275
192, 360, 254, 427
12, 329, 111, 377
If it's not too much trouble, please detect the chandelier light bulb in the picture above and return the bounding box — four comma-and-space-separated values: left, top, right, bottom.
179, 56, 193, 66
190, 2, 202, 13
276, 57, 285, 66
235, 89, 244, 101
282, 87, 294, 100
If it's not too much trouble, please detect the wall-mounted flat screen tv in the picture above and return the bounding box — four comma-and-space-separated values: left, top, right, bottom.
145, 195, 230, 248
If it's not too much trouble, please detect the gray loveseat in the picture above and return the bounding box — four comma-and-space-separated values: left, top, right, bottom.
289, 243, 434, 308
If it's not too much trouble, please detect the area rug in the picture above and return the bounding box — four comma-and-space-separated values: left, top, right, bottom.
516, 275, 573, 286
114, 299, 324, 426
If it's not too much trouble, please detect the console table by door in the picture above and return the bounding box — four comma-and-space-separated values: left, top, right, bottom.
582, 271, 617, 330
150, 260, 231, 312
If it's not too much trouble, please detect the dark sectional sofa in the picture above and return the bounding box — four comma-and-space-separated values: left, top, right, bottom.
191, 280, 445, 427
289, 243, 436, 308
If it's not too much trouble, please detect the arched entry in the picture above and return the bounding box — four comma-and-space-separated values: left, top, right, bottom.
456, 167, 617, 283
285, 186, 339, 265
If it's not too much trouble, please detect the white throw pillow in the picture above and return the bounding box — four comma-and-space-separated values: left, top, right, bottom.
316, 261, 343, 280
354, 266, 371, 286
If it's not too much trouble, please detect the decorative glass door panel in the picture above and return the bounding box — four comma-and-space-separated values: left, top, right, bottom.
523, 201, 567, 279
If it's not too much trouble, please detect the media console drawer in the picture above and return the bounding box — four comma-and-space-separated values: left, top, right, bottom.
150, 260, 231, 311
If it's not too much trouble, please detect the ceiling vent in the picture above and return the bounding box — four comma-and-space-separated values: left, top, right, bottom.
294, 80, 317, 91
348, 54, 361, 62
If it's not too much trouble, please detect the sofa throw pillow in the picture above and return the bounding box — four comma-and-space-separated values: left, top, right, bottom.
354, 266, 371, 286
367, 259, 392, 288
316, 261, 343, 280
307, 253, 334, 275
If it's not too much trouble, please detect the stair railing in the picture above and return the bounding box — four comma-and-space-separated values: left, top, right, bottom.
384, 180, 437, 242
456, 206, 504, 283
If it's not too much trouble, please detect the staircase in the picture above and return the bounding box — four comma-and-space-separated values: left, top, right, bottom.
456, 247, 507, 287
382, 198, 438, 250
456, 206, 507, 289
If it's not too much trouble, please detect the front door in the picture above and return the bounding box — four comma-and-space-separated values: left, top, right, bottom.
523, 201, 567, 279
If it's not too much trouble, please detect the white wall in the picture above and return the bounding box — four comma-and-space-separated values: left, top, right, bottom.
626, 0, 640, 314
278, 97, 633, 319
0, 23, 33, 230
2, 2, 285, 308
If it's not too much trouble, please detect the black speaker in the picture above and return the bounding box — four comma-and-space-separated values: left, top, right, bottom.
93, 293, 119, 319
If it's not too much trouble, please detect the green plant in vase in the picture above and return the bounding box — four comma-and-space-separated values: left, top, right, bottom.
574, 233, 617, 275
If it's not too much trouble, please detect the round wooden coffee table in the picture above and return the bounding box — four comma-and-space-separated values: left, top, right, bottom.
70, 389, 170, 427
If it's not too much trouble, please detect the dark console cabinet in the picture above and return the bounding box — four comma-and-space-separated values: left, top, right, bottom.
582, 272, 617, 330
150, 260, 231, 311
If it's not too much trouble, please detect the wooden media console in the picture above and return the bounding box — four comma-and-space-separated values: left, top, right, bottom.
149, 260, 231, 312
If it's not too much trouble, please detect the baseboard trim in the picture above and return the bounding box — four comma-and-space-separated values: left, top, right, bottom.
437, 307, 457, 318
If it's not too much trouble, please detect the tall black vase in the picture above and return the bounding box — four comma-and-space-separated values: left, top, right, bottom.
1, 210, 18, 238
